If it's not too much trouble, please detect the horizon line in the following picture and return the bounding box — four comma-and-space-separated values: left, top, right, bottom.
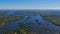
0, 8, 60, 10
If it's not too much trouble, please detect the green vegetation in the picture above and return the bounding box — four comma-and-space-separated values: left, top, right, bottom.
18, 23, 32, 34
15, 11, 36, 16
39, 12, 60, 26
4, 22, 32, 34
4, 29, 15, 34
26, 22, 33, 25
0, 14, 24, 28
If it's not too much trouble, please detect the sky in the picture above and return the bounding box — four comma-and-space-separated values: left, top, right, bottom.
0, 0, 60, 9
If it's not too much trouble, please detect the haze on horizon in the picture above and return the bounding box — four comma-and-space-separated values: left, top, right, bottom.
0, 0, 60, 9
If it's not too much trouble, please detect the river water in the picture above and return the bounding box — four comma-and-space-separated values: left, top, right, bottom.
0, 12, 60, 34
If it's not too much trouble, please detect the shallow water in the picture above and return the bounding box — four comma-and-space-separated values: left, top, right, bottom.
0, 11, 60, 34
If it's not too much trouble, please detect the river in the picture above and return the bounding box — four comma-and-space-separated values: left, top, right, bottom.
0, 12, 60, 34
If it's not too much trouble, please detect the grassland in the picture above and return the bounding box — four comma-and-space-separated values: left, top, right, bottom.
18, 23, 32, 34
0, 14, 24, 28
4, 22, 32, 34
15, 11, 37, 16
39, 11, 60, 26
